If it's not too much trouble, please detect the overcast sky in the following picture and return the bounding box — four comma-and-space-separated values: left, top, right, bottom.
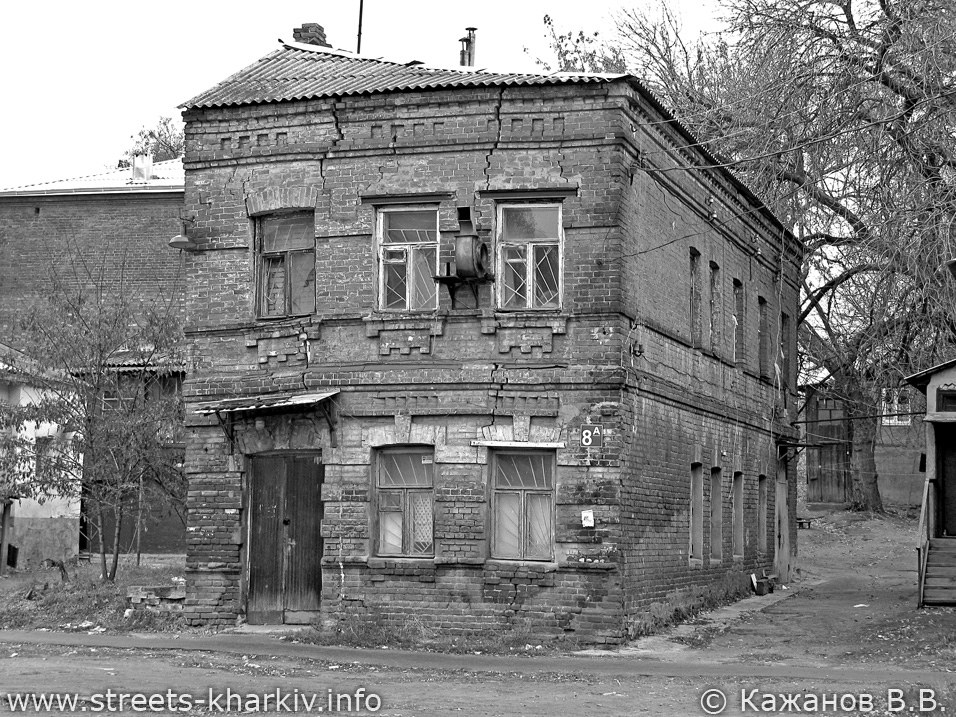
0, 1, 720, 189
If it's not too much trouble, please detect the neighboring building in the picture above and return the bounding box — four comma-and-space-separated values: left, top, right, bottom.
905, 359, 956, 606
0, 158, 187, 555
803, 385, 923, 506
178, 28, 802, 642
0, 342, 79, 568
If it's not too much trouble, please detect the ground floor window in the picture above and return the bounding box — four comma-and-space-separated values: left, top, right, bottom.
690, 463, 703, 561
492, 451, 554, 560
376, 448, 434, 557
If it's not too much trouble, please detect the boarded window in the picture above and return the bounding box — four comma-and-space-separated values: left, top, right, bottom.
498, 206, 561, 310
758, 297, 770, 379
689, 249, 702, 347
709, 261, 721, 353
492, 452, 554, 560
758, 474, 768, 554
710, 467, 723, 561
379, 209, 438, 311
732, 471, 744, 558
690, 462, 703, 561
258, 213, 315, 317
732, 279, 745, 364
780, 312, 791, 389
376, 449, 434, 556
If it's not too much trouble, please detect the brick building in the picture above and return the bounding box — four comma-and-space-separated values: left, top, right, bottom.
0, 159, 187, 556
179, 30, 801, 642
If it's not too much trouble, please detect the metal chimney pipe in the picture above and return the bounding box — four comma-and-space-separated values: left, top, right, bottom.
459, 27, 477, 66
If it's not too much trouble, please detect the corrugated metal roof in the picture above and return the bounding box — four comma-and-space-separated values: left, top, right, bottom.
181, 42, 793, 240
0, 158, 184, 197
183, 42, 620, 109
194, 390, 340, 415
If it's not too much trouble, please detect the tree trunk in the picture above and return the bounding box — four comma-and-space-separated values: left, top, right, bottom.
108, 505, 123, 582
95, 505, 108, 581
846, 392, 884, 512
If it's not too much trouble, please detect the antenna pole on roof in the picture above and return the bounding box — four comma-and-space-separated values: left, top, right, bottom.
356, 0, 364, 54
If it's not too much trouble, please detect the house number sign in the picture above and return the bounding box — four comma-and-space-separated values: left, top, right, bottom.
580, 424, 603, 447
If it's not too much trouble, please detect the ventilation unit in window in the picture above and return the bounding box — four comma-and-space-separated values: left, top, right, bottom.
453, 207, 491, 280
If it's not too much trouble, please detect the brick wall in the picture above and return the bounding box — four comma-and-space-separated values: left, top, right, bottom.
0, 192, 185, 341
180, 79, 801, 642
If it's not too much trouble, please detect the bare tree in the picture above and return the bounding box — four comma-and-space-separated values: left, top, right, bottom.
0, 246, 185, 580
576, 0, 956, 511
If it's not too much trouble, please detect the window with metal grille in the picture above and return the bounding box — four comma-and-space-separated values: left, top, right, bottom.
378, 209, 438, 311
497, 205, 561, 310
492, 451, 554, 560
257, 213, 316, 318
376, 449, 434, 556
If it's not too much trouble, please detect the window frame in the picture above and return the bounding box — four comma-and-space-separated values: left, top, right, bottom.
689, 248, 702, 348
255, 212, 316, 319
689, 462, 704, 564
881, 387, 912, 425
709, 466, 723, 561
490, 450, 555, 561
757, 474, 769, 555
709, 261, 721, 354
732, 278, 745, 365
376, 206, 440, 313
495, 203, 564, 311
757, 296, 770, 380
374, 447, 435, 558
731, 471, 744, 559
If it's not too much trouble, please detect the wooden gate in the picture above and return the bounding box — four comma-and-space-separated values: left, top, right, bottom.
247, 454, 323, 624
805, 390, 851, 503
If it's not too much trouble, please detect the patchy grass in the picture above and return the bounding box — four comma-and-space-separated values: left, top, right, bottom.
0, 557, 187, 633
297, 611, 583, 655
625, 573, 753, 640
849, 606, 956, 669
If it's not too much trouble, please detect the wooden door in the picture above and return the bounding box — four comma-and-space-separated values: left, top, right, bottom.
247, 454, 323, 624
774, 458, 791, 582
939, 427, 956, 536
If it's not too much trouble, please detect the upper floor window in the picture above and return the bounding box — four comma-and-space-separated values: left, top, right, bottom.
732, 279, 745, 364
257, 213, 315, 318
376, 448, 434, 557
780, 312, 791, 389
882, 387, 912, 425
378, 208, 439, 311
709, 261, 721, 353
689, 248, 702, 347
492, 451, 554, 560
758, 296, 770, 380
497, 205, 562, 310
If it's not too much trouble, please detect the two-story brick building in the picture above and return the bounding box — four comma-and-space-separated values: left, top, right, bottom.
179, 29, 801, 643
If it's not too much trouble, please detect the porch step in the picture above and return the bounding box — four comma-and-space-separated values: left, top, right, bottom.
923, 587, 956, 605
922, 539, 956, 605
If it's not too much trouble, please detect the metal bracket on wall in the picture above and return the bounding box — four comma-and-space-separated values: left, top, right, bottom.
213, 410, 237, 454
315, 401, 337, 448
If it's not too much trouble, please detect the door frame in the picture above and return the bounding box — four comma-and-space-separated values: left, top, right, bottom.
936, 425, 956, 537
243, 450, 324, 624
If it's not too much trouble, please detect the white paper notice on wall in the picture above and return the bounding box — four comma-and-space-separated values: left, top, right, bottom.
581, 509, 595, 528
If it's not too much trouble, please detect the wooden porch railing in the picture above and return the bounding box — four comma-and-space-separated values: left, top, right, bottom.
917, 474, 936, 608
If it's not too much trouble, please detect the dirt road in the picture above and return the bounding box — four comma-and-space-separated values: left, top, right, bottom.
1, 510, 954, 716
